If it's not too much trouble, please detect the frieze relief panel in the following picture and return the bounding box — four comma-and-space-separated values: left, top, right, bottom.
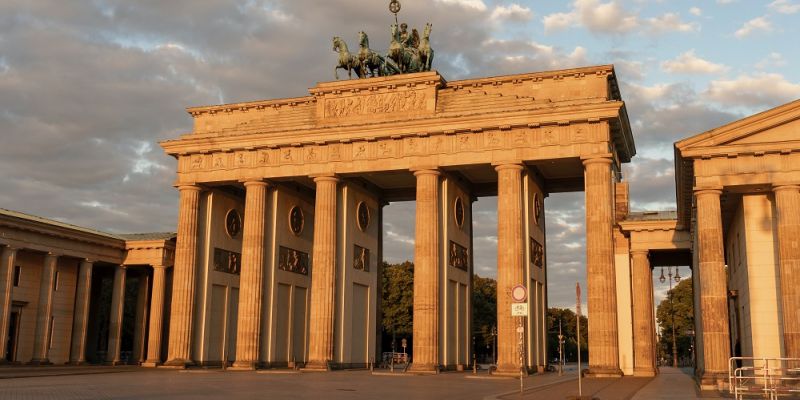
322, 89, 430, 119
278, 245, 309, 275
449, 241, 469, 271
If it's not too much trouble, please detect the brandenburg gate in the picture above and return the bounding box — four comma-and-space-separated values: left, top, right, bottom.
159, 65, 635, 374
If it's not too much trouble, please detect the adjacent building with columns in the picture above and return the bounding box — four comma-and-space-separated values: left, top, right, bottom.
0, 208, 175, 365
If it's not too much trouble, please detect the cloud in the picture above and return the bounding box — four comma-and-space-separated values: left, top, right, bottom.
704, 73, 800, 108
735, 16, 772, 38
769, 0, 800, 14
543, 0, 639, 34
647, 13, 699, 34
661, 50, 728, 74
689, 7, 702, 16
489, 4, 533, 23
434, 0, 487, 12
755, 52, 786, 69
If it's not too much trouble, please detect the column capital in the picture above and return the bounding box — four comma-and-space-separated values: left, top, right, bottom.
411, 168, 441, 177
175, 183, 203, 192
311, 174, 340, 183
117, 264, 129, 271
241, 179, 270, 188
773, 183, 800, 193
2, 244, 19, 253
693, 186, 723, 197
630, 249, 649, 257
44, 252, 60, 260
493, 162, 524, 172
151, 264, 168, 269
580, 153, 614, 166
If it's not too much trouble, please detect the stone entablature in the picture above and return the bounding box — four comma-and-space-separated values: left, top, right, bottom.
162, 66, 634, 187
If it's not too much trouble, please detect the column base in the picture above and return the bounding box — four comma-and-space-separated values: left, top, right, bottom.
696, 370, 727, 391
163, 358, 194, 369
492, 363, 528, 377
229, 360, 259, 371
302, 360, 333, 371
104, 360, 127, 366
633, 367, 657, 377
27, 359, 52, 366
407, 363, 440, 374
66, 361, 89, 366
141, 360, 162, 368
584, 367, 623, 378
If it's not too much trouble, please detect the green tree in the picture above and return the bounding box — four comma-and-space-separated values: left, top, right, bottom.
546, 308, 588, 363
472, 274, 497, 361
381, 261, 414, 351
656, 277, 694, 365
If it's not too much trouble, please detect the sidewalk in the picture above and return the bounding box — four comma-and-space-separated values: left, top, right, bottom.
631, 367, 721, 400
0, 364, 142, 379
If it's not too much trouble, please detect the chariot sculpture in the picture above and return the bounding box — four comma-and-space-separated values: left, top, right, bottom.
332, 1, 434, 79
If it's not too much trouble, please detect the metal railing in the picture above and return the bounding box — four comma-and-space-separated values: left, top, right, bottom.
728, 357, 800, 399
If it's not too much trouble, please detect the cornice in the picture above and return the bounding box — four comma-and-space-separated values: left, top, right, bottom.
618, 219, 683, 233
0, 215, 126, 251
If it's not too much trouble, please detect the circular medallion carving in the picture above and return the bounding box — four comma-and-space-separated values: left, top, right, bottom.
225, 209, 242, 238
533, 193, 542, 225
454, 196, 465, 228
288, 205, 304, 236
356, 201, 371, 232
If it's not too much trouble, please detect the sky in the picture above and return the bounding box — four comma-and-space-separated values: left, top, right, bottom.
1, 0, 798, 309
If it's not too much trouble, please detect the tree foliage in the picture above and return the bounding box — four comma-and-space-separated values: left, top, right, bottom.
655, 276, 694, 364
546, 308, 588, 362
472, 274, 497, 359
381, 261, 414, 337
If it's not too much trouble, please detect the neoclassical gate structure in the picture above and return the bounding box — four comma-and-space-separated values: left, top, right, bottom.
159, 66, 635, 374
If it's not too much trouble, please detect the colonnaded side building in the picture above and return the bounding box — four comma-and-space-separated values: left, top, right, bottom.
0, 66, 798, 391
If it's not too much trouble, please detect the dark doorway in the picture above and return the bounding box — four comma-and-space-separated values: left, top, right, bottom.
5, 310, 20, 362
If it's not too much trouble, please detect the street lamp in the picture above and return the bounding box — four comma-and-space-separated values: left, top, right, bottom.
490, 326, 497, 366
557, 319, 565, 376
659, 266, 681, 368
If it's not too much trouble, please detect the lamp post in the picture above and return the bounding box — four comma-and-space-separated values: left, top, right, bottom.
490, 325, 497, 366
557, 319, 565, 376
659, 266, 681, 368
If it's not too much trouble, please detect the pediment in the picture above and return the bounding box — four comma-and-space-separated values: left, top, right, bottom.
676, 99, 800, 153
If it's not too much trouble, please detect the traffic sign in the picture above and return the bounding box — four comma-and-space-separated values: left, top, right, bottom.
511, 303, 528, 316
511, 284, 527, 302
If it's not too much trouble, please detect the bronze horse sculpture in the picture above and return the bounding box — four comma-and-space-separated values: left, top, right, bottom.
419, 23, 434, 72
388, 23, 422, 74
332, 36, 363, 80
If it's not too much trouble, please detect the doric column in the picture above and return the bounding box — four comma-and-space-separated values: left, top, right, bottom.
306, 175, 339, 370
69, 259, 93, 364
143, 265, 168, 367
107, 265, 128, 365
694, 187, 730, 384
409, 168, 441, 373
133, 271, 150, 364
494, 163, 525, 374
630, 249, 656, 376
773, 184, 800, 360
0, 246, 18, 364
583, 155, 621, 376
30, 253, 58, 364
233, 180, 270, 370
166, 184, 202, 367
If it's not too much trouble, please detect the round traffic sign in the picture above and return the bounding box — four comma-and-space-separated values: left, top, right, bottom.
511, 284, 527, 302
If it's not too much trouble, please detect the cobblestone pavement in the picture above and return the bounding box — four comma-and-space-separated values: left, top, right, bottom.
0, 365, 716, 400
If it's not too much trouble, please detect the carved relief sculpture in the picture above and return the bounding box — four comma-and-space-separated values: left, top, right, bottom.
449, 241, 469, 271
225, 209, 242, 238
357, 201, 371, 231
454, 196, 465, 229
533, 193, 542, 226
353, 244, 370, 272
214, 248, 241, 275
289, 205, 304, 236
531, 238, 544, 267
279, 246, 309, 275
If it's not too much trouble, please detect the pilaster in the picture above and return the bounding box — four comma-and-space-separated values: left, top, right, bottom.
107, 265, 128, 365
133, 271, 150, 364
143, 265, 168, 367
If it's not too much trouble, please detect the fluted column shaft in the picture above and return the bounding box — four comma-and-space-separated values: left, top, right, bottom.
410, 169, 441, 372
166, 184, 202, 366
69, 260, 93, 364
495, 164, 525, 374
233, 180, 269, 370
144, 265, 167, 367
695, 188, 730, 381
31, 253, 58, 364
307, 176, 339, 370
107, 265, 127, 364
774, 184, 800, 360
583, 156, 621, 376
631, 250, 656, 376
0, 246, 18, 363
133, 272, 150, 363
